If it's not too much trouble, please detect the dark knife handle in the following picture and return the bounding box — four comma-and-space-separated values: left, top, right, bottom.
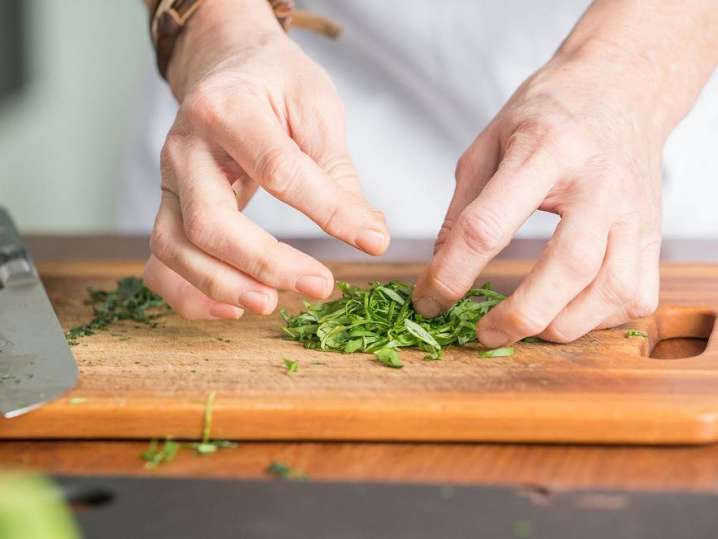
0, 206, 37, 287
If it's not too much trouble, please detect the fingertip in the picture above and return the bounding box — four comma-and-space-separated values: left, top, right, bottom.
208, 303, 245, 320
477, 322, 511, 348
356, 228, 390, 255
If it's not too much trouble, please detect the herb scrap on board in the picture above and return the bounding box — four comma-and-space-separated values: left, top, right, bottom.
65, 277, 169, 345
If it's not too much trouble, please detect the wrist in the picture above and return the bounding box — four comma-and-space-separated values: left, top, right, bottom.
167, 0, 285, 100
554, 0, 718, 139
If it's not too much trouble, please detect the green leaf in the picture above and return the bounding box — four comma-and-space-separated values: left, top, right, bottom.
625, 329, 648, 338
403, 319, 440, 350
266, 461, 308, 481
283, 358, 299, 375
374, 348, 403, 369
479, 347, 515, 358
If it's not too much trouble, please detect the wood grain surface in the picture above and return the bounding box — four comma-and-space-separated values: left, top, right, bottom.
3, 439, 718, 493
3, 260, 717, 444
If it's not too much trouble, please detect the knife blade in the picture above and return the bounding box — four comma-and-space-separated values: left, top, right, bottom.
0, 207, 78, 418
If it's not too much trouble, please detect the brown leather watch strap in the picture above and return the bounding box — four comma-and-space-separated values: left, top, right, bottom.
151, 0, 206, 79
149, 0, 342, 81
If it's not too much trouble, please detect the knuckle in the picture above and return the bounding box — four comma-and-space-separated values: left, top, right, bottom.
628, 290, 659, 319
558, 242, 603, 281
512, 308, 549, 337
149, 226, 173, 265
196, 270, 225, 303
542, 322, 581, 344
160, 134, 184, 175
255, 147, 301, 198
599, 269, 635, 306
182, 84, 222, 127
182, 206, 212, 249
245, 252, 275, 283
430, 274, 465, 303
458, 209, 508, 255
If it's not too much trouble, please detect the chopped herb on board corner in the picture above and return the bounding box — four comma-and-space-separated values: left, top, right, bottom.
281, 280, 508, 368
65, 277, 169, 345
625, 329, 648, 338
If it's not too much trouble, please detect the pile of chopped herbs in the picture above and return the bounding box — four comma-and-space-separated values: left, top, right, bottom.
65, 277, 169, 345
281, 281, 506, 368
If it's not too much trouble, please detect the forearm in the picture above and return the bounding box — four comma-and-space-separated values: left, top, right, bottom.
557, 0, 718, 137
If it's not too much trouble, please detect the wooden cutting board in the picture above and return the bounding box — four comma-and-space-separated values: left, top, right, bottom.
2, 260, 717, 444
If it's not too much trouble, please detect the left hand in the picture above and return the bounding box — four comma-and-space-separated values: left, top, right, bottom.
413, 45, 664, 346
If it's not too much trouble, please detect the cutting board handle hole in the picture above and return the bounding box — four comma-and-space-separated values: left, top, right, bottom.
648, 308, 715, 360
62, 485, 115, 511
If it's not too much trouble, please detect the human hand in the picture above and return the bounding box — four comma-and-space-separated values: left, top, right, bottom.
413, 44, 666, 346
144, 0, 389, 319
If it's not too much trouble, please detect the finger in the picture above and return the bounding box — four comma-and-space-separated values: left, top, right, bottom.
413, 130, 560, 317
143, 255, 244, 321
187, 98, 388, 254
150, 191, 279, 315
161, 134, 335, 298
539, 220, 640, 342
597, 236, 660, 329
477, 208, 609, 347
435, 127, 501, 254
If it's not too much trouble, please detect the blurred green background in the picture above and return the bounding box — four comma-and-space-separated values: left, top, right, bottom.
0, 0, 150, 232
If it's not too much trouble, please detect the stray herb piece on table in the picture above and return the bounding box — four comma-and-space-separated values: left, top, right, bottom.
479, 347, 514, 358
625, 329, 648, 338
513, 519, 533, 538
65, 277, 169, 345
283, 358, 299, 375
374, 348, 403, 369
189, 391, 237, 455
141, 439, 180, 469
266, 461, 308, 481
282, 280, 507, 367
140, 391, 236, 468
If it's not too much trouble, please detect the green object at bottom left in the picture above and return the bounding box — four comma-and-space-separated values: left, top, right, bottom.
0, 474, 80, 539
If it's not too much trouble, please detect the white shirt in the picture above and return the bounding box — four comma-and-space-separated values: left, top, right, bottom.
119, 0, 718, 238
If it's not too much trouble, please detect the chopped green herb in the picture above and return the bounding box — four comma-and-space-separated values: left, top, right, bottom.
141, 438, 180, 469
513, 519, 533, 538
266, 461, 307, 481
67, 397, 87, 405
188, 391, 236, 456
625, 329, 648, 338
479, 347, 514, 358
65, 277, 169, 345
521, 336, 543, 343
283, 358, 299, 375
282, 281, 506, 367
374, 348, 403, 369
141, 392, 236, 468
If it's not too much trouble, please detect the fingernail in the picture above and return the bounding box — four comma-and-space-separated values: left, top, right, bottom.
296, 274, 331, 297
209, 303, 244, 320
357, 229, 387, 254
413, 296, 442, 318
478, 327, 510, 348
239, 290, 271, 314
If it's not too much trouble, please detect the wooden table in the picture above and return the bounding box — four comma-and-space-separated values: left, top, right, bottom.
3, 236, 718, 493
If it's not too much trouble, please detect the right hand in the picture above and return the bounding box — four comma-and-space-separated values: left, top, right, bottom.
144, 0, 389, 320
